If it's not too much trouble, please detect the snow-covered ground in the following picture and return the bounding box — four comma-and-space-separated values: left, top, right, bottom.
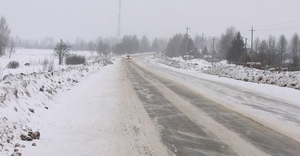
0, 49, 113, 155
0, 49, 100, 79
1, 50, 299, 155
152, 53, 300, 90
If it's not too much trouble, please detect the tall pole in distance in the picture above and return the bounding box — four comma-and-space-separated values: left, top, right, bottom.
202, 33, 204, 51
212, 37, 215, 66
250, 26, 255, 67
185, 27, 190, 61
117, 0, 122, 38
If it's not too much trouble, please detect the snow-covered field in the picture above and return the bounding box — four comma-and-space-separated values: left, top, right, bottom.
0, 49, 112, 155
152, 53, 300, 90
0, 49, 100, 78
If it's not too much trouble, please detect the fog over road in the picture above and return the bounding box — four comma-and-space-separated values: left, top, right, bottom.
125, 54, 300, 156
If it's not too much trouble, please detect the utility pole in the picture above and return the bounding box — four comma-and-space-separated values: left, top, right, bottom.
212, 37, 215, 66
185, 27, 190, 61
117, 0, 122, 38
202, 33, 204, 51
250, 26, 255, 67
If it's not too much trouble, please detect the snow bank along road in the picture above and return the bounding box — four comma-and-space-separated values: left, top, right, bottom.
125, 54, 300, 156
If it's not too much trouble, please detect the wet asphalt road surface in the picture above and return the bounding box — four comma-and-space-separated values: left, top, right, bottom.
124, 60, 300, 156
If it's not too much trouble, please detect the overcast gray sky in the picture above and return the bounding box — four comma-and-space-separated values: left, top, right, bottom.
1, 0, 300, 42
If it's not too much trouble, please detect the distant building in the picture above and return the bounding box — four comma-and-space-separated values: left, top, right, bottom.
246, 48, 258, 59
203, 54, 223, 62
203, 55, 212, 62
184, 48, 201, 60
183, 54, 194, 60
246, 62, 261, 69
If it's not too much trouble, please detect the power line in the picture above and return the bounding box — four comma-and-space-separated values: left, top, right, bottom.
253, 18, 300, 32
254, 18, 300, 27
256, 24, 300, 32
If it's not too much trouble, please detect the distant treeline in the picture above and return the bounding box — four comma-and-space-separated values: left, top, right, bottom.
9, 25, 300, 70
13, 36, 168, 54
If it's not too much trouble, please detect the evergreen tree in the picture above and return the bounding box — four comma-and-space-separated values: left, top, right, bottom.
180, 35, 195, 56
113, 35, 140, 54
218, 26, 237, 58
151, 38, 159, 52
227, 32, 246, 65
131, 35, 140, 53
165, 34, 183, 57
156, 38, 168, 51
202, 46, 208, 56
140, 36, 150, 52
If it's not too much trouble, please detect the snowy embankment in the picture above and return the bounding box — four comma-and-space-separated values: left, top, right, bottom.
0, 49, 113, 155
152, 53, 300, 90
203, 65, 300, 89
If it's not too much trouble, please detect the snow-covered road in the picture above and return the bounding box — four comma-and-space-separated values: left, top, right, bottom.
130, 53, 300, 155
138, 54, 300, 143
21, 59, 168, 156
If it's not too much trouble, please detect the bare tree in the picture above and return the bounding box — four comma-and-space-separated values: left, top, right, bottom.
254, 37, 261, 53
8, 38, 15, 58
277, 35, 288, 67
267, 35, 277, 66
87, 40, 96, 55
97, 40, 110, 56
258, 40, 268, 66
0, 17, 11, 57
54, 39, 70, 65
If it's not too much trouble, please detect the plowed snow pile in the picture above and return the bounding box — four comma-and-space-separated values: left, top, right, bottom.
152, 53, 300, 90
203, 65, 300, 89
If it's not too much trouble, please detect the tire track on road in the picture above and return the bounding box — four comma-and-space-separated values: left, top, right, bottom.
140, 59, 300, 143
118, 60, 169, 156
125, 62, 238, 156
131, 60, 300, 156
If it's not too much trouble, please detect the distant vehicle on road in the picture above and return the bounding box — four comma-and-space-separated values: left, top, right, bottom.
125, 55, 132, 61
